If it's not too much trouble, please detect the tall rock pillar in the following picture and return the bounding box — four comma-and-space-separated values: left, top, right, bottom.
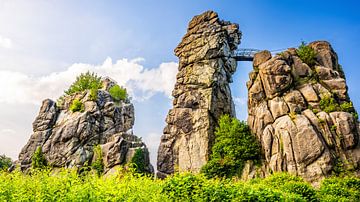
246, 41, 360, 184
157, 11, 241, 178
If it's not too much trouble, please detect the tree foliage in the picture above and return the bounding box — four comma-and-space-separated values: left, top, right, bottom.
0, 154, 12, 171
31, 146, 47, 170
296, 41, 317, 67
130, 148, 147, 174
91, 145, 104, 175
201, 114, 261, 178
64, 71, 102, 96
109, 85, 127, 102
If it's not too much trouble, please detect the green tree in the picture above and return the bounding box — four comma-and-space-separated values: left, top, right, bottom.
109, 85, 127, 102
296, 41, 317, 67
64, 71, 102, 96
201, 114, 261, 178
130, 148, 146, 173
0, 154, 12, 171
31, 146, 47, 169
91, 145, 104, 175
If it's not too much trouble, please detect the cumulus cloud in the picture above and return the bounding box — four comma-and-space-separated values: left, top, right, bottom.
0, 57, 178, 105
0, 35, 12, 48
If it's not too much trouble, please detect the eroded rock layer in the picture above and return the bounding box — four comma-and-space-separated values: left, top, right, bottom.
246, 41, 360, 183
19, 78, 153, 173
157, 11, 241, 177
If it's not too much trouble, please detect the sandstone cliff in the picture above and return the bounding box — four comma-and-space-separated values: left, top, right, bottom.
246, 41, 360, 183
18, 77, 153, 174
157, 11, 241, 178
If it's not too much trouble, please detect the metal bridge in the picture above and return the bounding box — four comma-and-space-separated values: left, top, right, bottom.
232, 48, 261, 61
232, 48, 288, 61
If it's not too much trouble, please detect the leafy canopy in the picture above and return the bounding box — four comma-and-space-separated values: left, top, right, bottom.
0, 154, 12, 170
91, 145, 104, 176
130, 148, 147, 174
201, 114, 261, 178
31, 147, 47, 170
109, 85, 128, 102
296, 41, 317, 67
65, 71, 102, 96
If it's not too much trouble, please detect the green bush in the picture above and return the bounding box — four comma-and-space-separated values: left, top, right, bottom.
109, 85, 127, 102
0, 170, 359, 201
319, 96, 339, 113
201, 114, 261, 178
319, 176, 360, 201
89, 88, 98, 101
0, 154, 12, 171
31, 147, 47, 170
296, 41, 317, 67
130, 148, 147, 174
91, 145, 104, 175
69, 99, 85, 113
64, 72, 102, 96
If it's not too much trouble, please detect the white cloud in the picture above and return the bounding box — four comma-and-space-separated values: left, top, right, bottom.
0, 35, 12, 48
0, 57, 178, 105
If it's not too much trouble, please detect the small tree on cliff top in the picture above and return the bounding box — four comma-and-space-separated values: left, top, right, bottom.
201, 114, 261, 178
64, 71, 102, 96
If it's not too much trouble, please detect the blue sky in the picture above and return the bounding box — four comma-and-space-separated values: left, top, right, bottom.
0, 1, 359, 167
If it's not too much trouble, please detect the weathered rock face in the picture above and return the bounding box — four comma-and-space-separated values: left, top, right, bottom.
157, 11, 241, 178
19, 77, 153, 173
247, 41, 360, 184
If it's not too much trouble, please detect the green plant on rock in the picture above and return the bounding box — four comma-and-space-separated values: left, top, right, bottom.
130, 148, 147, 174
69, 99, 85, 113
319, 96, 340, 113
201, 114, 261, 178
64, 71, 102, 96
296, 41, 317, 67
31, 146, 47, 170
0, 154, 12, 171
109, 85, 128, 102
89, 88, 98, 101
91, 145, 104, 175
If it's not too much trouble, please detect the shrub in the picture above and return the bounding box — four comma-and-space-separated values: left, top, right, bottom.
130, 148, 147, 174
296, 41, 317, 66
319, 176, 360, 201
91, 145, 104, 175
340, 101, 354, 112
69, 99, 85, 113
109, 85, 127, 102
0, 154, 12, 171
319, 96, 339, 113
31, 146, 47, 170
89, 88, 98, 101
64, 71, 102, 96
201, 114, 261, 178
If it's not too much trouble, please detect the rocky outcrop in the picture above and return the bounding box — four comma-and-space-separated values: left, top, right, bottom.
18, 77, 153, 173
157, 11, 241, 178
246, 41, 360, 184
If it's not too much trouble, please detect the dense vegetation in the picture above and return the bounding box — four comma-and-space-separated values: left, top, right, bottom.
0, 169, 359, 201
201, 115, 261, 178
31, 147, 47, 170
296, 42, 317, 67
109, 84, 128, 102
69, 99, 85, 113
0, 155, 12, 171
64, 72, 102, 96
130, 148, 147, 174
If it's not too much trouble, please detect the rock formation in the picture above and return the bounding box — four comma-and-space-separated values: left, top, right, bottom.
18, 77, 153, 174
246, 41, 360, 183
157, 11, 241, 178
